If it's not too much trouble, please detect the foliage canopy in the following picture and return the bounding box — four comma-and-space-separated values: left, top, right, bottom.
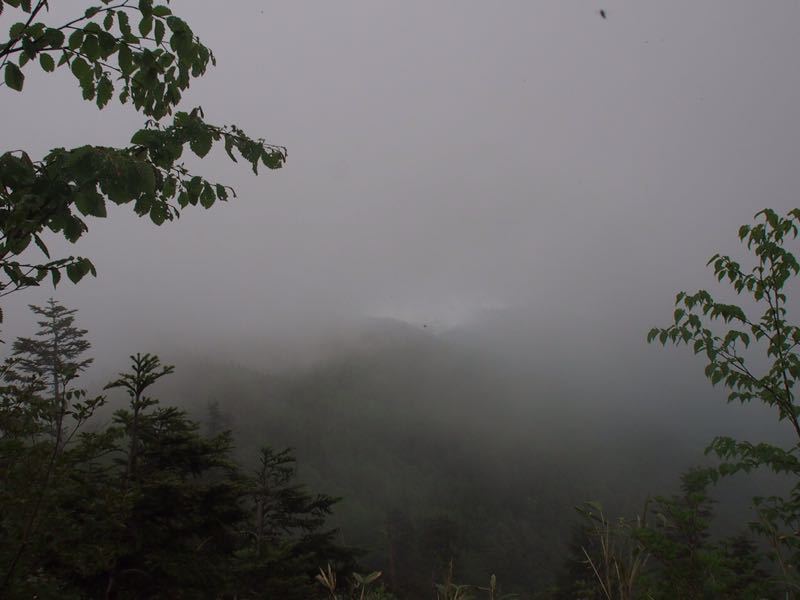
649, 208, 800, 595
0, 0, 286, 307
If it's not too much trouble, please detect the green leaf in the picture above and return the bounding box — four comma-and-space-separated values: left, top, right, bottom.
43, 28, 65, 48
200, 182, 215, 208
152, 5, 172, 17
80, 77, 96, 101
4, 62, 24, 91
130, 128, 159, 145
81, 34, 100, 60
149, 203, 167, 224
9, 22, 25, 39
74, 189, 107, 217
39, 53, 55, 72
68, 29, 84, 50
33, 234, 50, 258
139, 15, 153, 37
20, 36, 36, 60
117, 11, 132, 38
70, 56, 91, 80
66, 263, 81, 283
135, 162, 156, 194
97, 31, 117, 57
118, 44, 133, 74
189, 131, 212, 158
154, 19, 165, 45
96, 76, 113, 109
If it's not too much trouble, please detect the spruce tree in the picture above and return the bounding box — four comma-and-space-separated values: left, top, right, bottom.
12, 299, 92, 451
105, 352, 173, 483
236, 446, 357, 599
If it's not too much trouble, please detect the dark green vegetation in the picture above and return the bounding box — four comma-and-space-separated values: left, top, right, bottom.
2, 1, 800, 599
0, 0, 284, 305
0, 313, 357, 598
553, 208, 800, 599
155, 320, 702, 596
4, 210, 797, 598
65, 209, 798, 598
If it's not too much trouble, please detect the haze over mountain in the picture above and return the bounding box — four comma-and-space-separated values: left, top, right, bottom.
69, 307, 783, 592
3, 2, 800, 596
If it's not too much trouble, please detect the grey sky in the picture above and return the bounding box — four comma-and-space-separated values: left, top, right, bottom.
3, 1, 800, 365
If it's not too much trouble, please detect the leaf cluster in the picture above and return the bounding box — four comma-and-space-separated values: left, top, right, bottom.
648, 208, 800, 593
0, 1, 286, 314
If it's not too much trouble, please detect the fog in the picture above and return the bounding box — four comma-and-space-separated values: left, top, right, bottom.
3, 2, 800, 593
5, 2, 800, 352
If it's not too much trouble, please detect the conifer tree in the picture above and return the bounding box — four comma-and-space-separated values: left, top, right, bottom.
236, 446, 357, 599
12, 299, 91, 450
104, 352, 173, 483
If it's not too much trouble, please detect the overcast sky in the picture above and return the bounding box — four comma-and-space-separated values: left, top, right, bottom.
3, 1, 800, 365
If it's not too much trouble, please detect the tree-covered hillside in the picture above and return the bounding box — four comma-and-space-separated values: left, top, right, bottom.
145, 313, 784, 595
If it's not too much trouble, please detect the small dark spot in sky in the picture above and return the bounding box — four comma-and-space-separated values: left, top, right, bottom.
599, 9, 607, 19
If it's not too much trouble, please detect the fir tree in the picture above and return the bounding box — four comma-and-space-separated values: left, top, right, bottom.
12, 299, 92, 451
104, 352, 173, 483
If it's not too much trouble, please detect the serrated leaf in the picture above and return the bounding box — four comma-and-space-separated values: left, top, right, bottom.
70, 55, 91, 80
43, 28, 65, 48
118, 44, 133, 74
39, 52, 55, 72
4, 62, 24, 91
74, 190, 101, 217
189, 131, 212, 158
66, 262, 82, 283
33, 234, 50, 258
200, 183, 215, 208
81, 34, 100, 60
96, 76, 113, 108
215, 184, 228, 201
149, 202, 167, 224
154, 19, 165, 45
130, 128, 159, 145
80, 77, 95, 101
9, 22, 25, 39
117, 10, 132, 37
139, 15, 153, 37
68, 29, 84, 50
97, 31, 117, 57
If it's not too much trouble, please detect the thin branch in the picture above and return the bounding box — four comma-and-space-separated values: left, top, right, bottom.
0, 0, 49, 62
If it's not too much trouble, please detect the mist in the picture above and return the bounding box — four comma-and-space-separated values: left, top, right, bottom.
3, 1, 800, 597
6, 1, 800, 343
